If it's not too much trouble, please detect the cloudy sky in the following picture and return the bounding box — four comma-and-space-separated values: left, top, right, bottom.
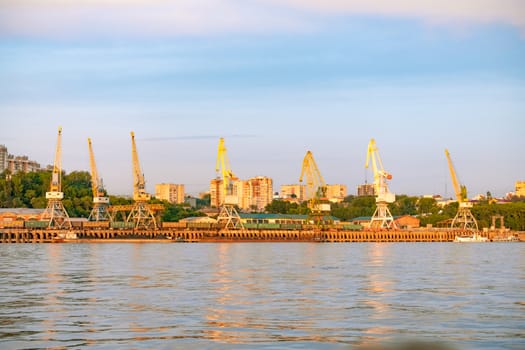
1, 0, 524, 198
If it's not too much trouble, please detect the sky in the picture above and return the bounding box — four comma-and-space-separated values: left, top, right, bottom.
1, 0, 524, 198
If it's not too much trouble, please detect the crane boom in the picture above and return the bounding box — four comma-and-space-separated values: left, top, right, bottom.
365, 138, 393, 200
444, 148, 477, 230
41, 126, 71, 229
130, 131, 150, 202
87, 138, 110, 221
299, 151, 326, 201
299, 150, 330, 221
445, 149, 465, 203
87, 138, 101, 197
215, 137, 243, 229
364, 138, 396, 229
216, 137, 237, 201
47, 126, 63, 195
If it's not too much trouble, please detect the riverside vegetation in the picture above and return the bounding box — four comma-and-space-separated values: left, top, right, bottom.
1, 170, 524, 230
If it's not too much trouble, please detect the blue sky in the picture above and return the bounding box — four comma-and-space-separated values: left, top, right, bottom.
1, 1, 524, 198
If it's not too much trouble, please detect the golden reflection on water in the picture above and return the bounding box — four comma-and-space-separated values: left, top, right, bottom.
364, 244, 393, 334
42, 244, 64, 342
205, 244, 244, 343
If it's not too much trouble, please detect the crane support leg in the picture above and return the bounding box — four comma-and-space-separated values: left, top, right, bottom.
41, 199, 72, 229
217, 204, 244, 230
370, 202, 397, 229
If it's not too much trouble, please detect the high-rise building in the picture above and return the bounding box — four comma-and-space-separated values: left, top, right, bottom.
210, 176, 273, 211
210, 178, 223, 208
0, 145, 7, 173
280, 184, 306, 202
326, 184, 347, 203
246, 176, 273, 211
357, 183, 375, 196
155, 183, 185, 204
516, 181, 525, 197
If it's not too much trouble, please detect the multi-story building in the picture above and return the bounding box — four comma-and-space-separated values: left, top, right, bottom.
0, 145, 41, 174
7, 155, 40, 173
357, 183, 375, 196
326, 184, 347, 203
209, 178, 223, 208
246, 176, 273, 211
210, 176, 273, 212
0, 145, 7, 173
280, 184, 306, 202
155, 183, 185, 204
516, 181, 525, 197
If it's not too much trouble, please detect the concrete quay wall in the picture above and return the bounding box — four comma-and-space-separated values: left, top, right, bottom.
0, 228, 501, 243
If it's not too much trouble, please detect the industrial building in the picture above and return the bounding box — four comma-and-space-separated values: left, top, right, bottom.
155, 183, 185, 204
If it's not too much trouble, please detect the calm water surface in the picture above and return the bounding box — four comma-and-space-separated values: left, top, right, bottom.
0, 243, 523, 349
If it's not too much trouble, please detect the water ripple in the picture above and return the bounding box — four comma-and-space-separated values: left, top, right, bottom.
0, 243, 523, 349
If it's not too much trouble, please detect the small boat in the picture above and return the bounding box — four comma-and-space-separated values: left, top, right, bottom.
492, 235, 520, 242
454, 233, 488, 243
57, 231, 78, 240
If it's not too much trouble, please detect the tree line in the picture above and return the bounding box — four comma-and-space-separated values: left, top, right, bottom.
0, 170, 205, 222
266, 194, 525, 231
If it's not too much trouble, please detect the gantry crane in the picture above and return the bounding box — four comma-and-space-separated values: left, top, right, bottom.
125, 131, 161, 229
215, 137, 243, 229
87, 138, 111, 222
445, 149, 478, 230
41, 127, 72, 229
365, 138, 397, 229
299, 151, 331, 223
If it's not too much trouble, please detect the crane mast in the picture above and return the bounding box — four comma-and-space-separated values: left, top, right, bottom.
215, 137, 243, 229
126, 131, 157, 229
299, 151, 330, 222
444, 149, 478, 230
41, 127, 71, 229
365, 138, 396, 229
87, 138, 110, 221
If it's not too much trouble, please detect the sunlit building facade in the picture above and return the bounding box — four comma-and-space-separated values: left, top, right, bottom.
155, 183, 185, 204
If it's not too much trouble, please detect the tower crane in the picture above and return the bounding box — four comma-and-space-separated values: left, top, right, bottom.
125, 131, 160, 229
215, 137, 243, 229
445, 149, 478, 230
299, 151, 331, 223
365, 138, 397, 229
87, 138, 110, 222
41, 127, 72, 229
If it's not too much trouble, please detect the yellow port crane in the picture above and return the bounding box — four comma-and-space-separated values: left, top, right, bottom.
445, 149, 478, 230
125, 131, 160, 229
299, 151, 331, 222
215, 137, 243, 229
365, 138, 397, 229
41, 126, 72, 229
87, 138, 110, 222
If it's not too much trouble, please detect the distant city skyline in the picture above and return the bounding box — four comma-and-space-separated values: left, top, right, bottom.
1, 1, 524, 198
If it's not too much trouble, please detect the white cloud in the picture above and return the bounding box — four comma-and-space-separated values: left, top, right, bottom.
278, 0, 525, 28
0, 0, 524, 38
0, 0, 309, 38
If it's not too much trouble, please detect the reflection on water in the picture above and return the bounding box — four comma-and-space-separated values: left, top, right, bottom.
0, 243, 523, 349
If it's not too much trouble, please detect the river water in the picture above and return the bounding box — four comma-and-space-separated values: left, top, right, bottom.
0, 243, 523, 350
